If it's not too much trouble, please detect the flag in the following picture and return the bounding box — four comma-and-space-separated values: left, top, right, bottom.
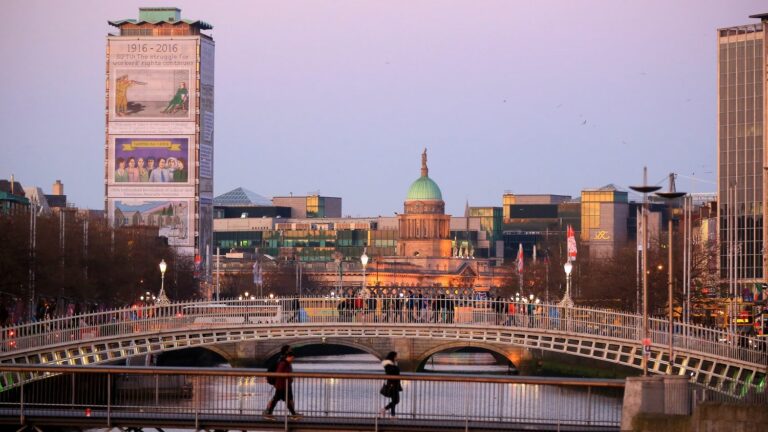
567, 225, 578, 261
516, 243, 524, 273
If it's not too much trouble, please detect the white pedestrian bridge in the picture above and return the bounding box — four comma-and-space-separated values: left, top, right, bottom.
0, 298, 765, 398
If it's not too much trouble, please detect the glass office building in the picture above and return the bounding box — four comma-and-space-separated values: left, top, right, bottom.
718, 15, 766, 284
580, 185, 628, 242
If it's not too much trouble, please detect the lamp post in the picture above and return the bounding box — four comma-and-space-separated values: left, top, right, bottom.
361, 248, 369, 293
560, 261, 574, 307
332, 251, 343, 296
157, 259, 170, 305
629, 167, 662, 376
656, 173, 686, 375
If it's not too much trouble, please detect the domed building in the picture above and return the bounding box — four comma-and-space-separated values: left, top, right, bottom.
397, 150, 452, 258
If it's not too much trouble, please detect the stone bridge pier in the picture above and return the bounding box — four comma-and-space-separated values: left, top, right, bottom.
209, 337, 535, 373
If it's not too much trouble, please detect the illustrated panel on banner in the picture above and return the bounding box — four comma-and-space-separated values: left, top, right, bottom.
109, 198, 194, 247
109, 136, 194, 185
109, 39, 197, 122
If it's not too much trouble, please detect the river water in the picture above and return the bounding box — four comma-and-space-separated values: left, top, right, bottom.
91, 352, 622, 430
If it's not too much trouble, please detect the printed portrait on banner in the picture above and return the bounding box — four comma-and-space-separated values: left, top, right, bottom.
112, 137, 190, 184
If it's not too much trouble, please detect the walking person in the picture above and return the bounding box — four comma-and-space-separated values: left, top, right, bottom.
263, 347, 302, 420
379, 351, 403, 418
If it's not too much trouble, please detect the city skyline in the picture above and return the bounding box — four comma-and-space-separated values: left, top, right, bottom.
1, 0, 765, 216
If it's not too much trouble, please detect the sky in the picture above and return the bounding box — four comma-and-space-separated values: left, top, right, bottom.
0, 0, 765, 217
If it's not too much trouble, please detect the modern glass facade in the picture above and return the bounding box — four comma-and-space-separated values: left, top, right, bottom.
469, 206, 503, 256
718, 22, 765, 282
214, 227, 398, 262
580, 188, 628, 242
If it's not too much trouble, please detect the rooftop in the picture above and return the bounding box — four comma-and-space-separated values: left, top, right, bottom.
214, 187, 272, 207
109, 7, 213, 30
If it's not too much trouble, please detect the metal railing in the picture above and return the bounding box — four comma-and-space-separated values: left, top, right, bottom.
692, 381, 768, 406
0, 365, 624, 429
1, 297, 765, 367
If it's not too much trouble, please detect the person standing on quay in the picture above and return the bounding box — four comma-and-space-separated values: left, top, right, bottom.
263, 348, 302, 420
379, 351, 403, 418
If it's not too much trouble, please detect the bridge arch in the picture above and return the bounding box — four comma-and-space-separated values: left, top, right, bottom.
260, 338, 387, 365
413, 341, 529, 372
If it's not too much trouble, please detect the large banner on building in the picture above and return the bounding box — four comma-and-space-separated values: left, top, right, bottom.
108, 39, 197, 122
110, 198, 193, 247
106, 36, 212, 262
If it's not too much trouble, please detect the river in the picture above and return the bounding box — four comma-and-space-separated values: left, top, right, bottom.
88, 352, 621, 431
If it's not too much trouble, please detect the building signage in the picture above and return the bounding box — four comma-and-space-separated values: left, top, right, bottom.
593, 230, 612, 241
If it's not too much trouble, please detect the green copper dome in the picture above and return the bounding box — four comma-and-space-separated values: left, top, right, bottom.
406, 149, 443, 201
406, 176, 443, 201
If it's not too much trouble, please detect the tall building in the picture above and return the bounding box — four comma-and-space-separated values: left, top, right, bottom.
580, 184, 628, 259
105, 8, 214, 273
717, 14, 766, 289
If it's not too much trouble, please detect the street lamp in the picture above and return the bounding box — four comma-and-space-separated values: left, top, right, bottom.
655, 173, 686, 375
560, 261, 574, 307
157, 259, 170, 305
332, 251, 343, 296
630, 167, 662, 376
361, 248, 369, 293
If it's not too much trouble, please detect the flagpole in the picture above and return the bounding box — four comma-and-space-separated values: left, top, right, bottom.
517, 243, 524, 296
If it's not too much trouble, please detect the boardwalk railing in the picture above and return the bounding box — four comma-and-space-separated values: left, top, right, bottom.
0, 365, 625, 430
1, 297, 765, 366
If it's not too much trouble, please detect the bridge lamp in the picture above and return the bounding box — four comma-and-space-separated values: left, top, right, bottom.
561, 261, 574, 308
156, 259, 170, 305
238, 295, 243, 301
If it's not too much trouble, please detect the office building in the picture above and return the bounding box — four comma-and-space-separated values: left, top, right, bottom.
272, 195, 342, 218
717, 13, 767, 288
0, 178, 29, 215
581, 185, 629, 259
105, 8, 215, 273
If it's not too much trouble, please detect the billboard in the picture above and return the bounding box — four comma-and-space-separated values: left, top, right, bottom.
110, 198, 193, 247
108, 39, 197, 122
110, 137, 192, 184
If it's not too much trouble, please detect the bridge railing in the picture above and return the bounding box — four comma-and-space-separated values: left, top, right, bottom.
0, 297, 765, 367
0, 365, 624, 428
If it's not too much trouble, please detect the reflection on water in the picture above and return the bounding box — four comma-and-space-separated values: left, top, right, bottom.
90, 352, 619, 431
422, 352, 515, 374
292, 353, 382, 372
291, 351, 515, 374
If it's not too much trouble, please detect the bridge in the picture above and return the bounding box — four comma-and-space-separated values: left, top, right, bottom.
0, 297, 765, 399
0, 365, 625, 431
